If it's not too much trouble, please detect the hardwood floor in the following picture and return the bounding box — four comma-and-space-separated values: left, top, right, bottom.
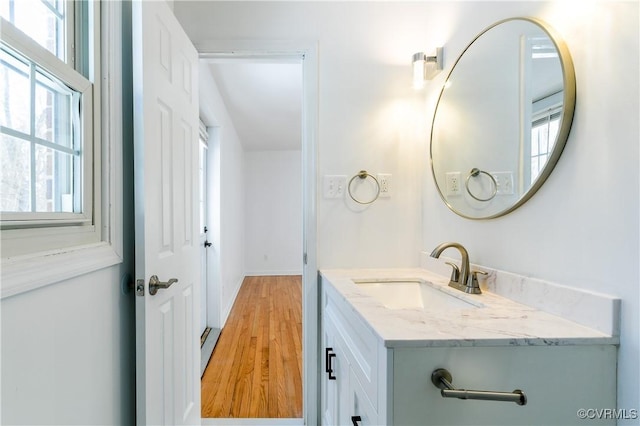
201, 275, 303, 418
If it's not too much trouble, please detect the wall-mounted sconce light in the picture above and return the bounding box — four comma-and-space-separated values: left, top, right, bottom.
412, 47, 443, 89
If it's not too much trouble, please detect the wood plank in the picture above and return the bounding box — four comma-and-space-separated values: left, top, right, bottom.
201, 275, 303, 418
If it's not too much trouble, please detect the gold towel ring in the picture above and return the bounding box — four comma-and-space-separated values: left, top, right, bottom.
348, 170, 380, 205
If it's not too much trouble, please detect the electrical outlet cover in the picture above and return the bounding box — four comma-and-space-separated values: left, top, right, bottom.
492, 171, 514, 195
445, 172, 461, 195
377, 173, 392, 198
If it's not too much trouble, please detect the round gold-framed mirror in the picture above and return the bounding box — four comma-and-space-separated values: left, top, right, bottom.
430, 17, 576, 219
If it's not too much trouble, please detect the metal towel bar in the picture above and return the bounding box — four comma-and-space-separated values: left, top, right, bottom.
431, 368, 527, 406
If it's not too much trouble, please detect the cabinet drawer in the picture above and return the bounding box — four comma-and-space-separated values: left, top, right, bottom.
324, 279, 379, 409
392, 345, 617, 426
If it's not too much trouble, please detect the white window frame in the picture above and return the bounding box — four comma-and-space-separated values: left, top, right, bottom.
530, 91, 563, 183
0, 34, 94, 226
1, 1, 123, 298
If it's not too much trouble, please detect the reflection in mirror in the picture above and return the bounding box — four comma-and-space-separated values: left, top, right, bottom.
430, 18, 575, 219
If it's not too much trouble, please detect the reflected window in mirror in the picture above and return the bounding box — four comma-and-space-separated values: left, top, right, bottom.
531, 98, 562, 183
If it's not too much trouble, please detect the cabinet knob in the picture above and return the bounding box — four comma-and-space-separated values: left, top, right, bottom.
351, 415, 362, 425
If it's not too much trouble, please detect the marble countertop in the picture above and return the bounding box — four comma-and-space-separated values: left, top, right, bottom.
320, 267, 619, 348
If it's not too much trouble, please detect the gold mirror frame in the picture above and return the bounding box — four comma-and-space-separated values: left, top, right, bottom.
430, 17, 576, 220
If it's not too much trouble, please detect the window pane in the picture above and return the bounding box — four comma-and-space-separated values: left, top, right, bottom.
1, 134, 31, 212
0, 0, 66, 60
35, 68, 73, 147
531, 128, 540, 155
539, 127, 549, 153
531, 156, 540, 182
1, 46, 82, 215
35, 144, 74, 212
0, 48, 30, 134
548, 118, 560, 150
530, 114, 561, 186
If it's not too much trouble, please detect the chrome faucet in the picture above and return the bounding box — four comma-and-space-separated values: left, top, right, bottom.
430, 242, 482, 294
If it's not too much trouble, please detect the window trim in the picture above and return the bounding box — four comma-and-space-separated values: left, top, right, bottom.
0, 3, 100, 241
1, 14, 94, 227
1, 0, 124, 298
0, 14, 86, 89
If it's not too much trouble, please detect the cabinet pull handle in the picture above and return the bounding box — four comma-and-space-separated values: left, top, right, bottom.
351, 415, 362, 425
325, 347, 337, 380
328, 353, 337, 380
431, 368, 527, 406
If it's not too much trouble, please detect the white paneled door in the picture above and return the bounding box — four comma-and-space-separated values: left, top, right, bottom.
132, 1, 200, 424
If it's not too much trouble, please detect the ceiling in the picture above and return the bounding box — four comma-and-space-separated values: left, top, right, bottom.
206, 62, 303, 151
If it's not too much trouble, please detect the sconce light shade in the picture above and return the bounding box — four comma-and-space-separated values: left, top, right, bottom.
412, 47, 443, 89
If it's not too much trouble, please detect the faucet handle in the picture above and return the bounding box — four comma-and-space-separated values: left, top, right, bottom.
469, 270, 488, 292
445, 261, 460, 283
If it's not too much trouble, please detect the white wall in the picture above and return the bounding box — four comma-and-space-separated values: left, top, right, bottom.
422, 2, 639, 417
176, 1, 639, 418
199, 62, 246, 326
1, 3, 136, 423
177, 1, 431, 269
245, 150, 303, 275
1, 267, 134, 424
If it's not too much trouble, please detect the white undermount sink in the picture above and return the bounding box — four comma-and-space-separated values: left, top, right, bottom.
352, 278, 483, 311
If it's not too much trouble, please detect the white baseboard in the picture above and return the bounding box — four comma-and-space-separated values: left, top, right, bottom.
220, 275, 244, 328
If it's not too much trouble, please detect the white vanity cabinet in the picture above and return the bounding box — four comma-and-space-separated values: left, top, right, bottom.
321, 282, 385, 425
320, 273, 618, 426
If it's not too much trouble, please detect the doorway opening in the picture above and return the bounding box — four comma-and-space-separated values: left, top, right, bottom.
199, 123, 221, 375
197, 44, 317, 424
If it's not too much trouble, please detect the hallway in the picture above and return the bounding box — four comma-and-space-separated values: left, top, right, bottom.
201, 275, 303, 418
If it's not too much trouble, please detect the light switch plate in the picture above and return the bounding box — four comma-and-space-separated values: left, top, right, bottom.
323, 175, 347, 198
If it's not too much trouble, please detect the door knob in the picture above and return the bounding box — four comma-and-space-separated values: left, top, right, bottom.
204, 240, 212, 248
148, 275, 178, 295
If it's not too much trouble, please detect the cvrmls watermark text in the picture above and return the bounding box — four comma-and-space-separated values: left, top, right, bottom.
577, 408, 638, 420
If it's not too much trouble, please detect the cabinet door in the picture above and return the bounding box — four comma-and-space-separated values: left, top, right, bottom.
322, 313, 351, 425
322, 316, 338, 425
334, 331, 352, 425
347, 368, 378, 426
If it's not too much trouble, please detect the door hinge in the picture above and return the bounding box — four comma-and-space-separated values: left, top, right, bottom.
303, 252, 308, 265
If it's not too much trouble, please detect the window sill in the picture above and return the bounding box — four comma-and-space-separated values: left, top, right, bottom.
1, 242, 122, 299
